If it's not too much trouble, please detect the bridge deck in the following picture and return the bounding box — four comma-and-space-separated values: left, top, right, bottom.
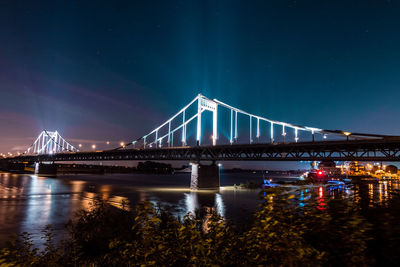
4, 139, 400, 162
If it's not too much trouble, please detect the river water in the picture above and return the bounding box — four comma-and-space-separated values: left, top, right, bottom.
0, 171, 398, 247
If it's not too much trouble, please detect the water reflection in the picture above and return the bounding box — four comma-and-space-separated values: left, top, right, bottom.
362, 179, 398, 207
317, 186, 326, 210
0, 173, 258, 246
2, 172, 399, 247
294, 178, 400, 210
181, 192, 225, 218
184, 192, 198, 215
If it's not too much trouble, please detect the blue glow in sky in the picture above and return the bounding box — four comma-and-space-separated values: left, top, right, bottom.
0, 0, 400, 169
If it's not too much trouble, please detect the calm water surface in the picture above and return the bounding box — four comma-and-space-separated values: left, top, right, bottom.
0, 172, 398, 246
0, 172, 267, 246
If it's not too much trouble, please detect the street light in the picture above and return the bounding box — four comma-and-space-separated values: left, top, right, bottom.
92, 144, 96, 150
343, 132, 351, 141
120, 142, 125, 148
78, 144, 82, 148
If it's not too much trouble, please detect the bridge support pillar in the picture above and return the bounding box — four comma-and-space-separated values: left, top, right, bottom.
34, 162, 58, 176
190, 162, 220, 190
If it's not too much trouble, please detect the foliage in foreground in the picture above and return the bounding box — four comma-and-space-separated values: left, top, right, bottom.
0, 188, 373, 266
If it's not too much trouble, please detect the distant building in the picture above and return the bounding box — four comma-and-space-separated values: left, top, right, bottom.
348, 161, 365, 175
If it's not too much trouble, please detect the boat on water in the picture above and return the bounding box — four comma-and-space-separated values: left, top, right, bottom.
262, 179, 280, 188
327, 180, 345, 185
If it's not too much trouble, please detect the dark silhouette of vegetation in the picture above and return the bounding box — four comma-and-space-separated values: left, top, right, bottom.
2, 186, 400, 266
240, 180, 262, 189
137, 161, 174, 174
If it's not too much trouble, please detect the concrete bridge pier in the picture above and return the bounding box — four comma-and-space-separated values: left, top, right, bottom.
34, 162, 58, 176
190, 162, 220, 190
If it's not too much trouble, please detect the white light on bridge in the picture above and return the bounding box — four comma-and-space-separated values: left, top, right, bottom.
120, 93, 373, 150
28, 130, 77, 155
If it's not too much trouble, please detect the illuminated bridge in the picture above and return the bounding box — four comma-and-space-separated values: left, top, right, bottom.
2, 94, 400, 189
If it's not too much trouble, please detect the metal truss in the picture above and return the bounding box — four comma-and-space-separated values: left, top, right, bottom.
9, 139, 400, 163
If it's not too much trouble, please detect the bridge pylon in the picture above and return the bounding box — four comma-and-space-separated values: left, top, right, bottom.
25, 130, 77, 155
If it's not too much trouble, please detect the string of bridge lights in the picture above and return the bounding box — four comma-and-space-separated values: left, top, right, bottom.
123, 93, 362, 150
77, 141, 127, 151
2, 93, 389, 158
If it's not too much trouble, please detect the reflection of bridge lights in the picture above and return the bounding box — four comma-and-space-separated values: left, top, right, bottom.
184, 192, 198, 215
215, 193, 225, 217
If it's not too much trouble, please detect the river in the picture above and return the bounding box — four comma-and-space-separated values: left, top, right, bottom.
0, 171, 398, 247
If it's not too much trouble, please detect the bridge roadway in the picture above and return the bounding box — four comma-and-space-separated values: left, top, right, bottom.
5, 138, 400, 162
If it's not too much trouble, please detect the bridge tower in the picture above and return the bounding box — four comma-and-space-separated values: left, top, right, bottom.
25, 130, 77, 175
196, 94, 218, 146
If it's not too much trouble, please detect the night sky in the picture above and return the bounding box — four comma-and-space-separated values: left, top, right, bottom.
1, 0, 400, 168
